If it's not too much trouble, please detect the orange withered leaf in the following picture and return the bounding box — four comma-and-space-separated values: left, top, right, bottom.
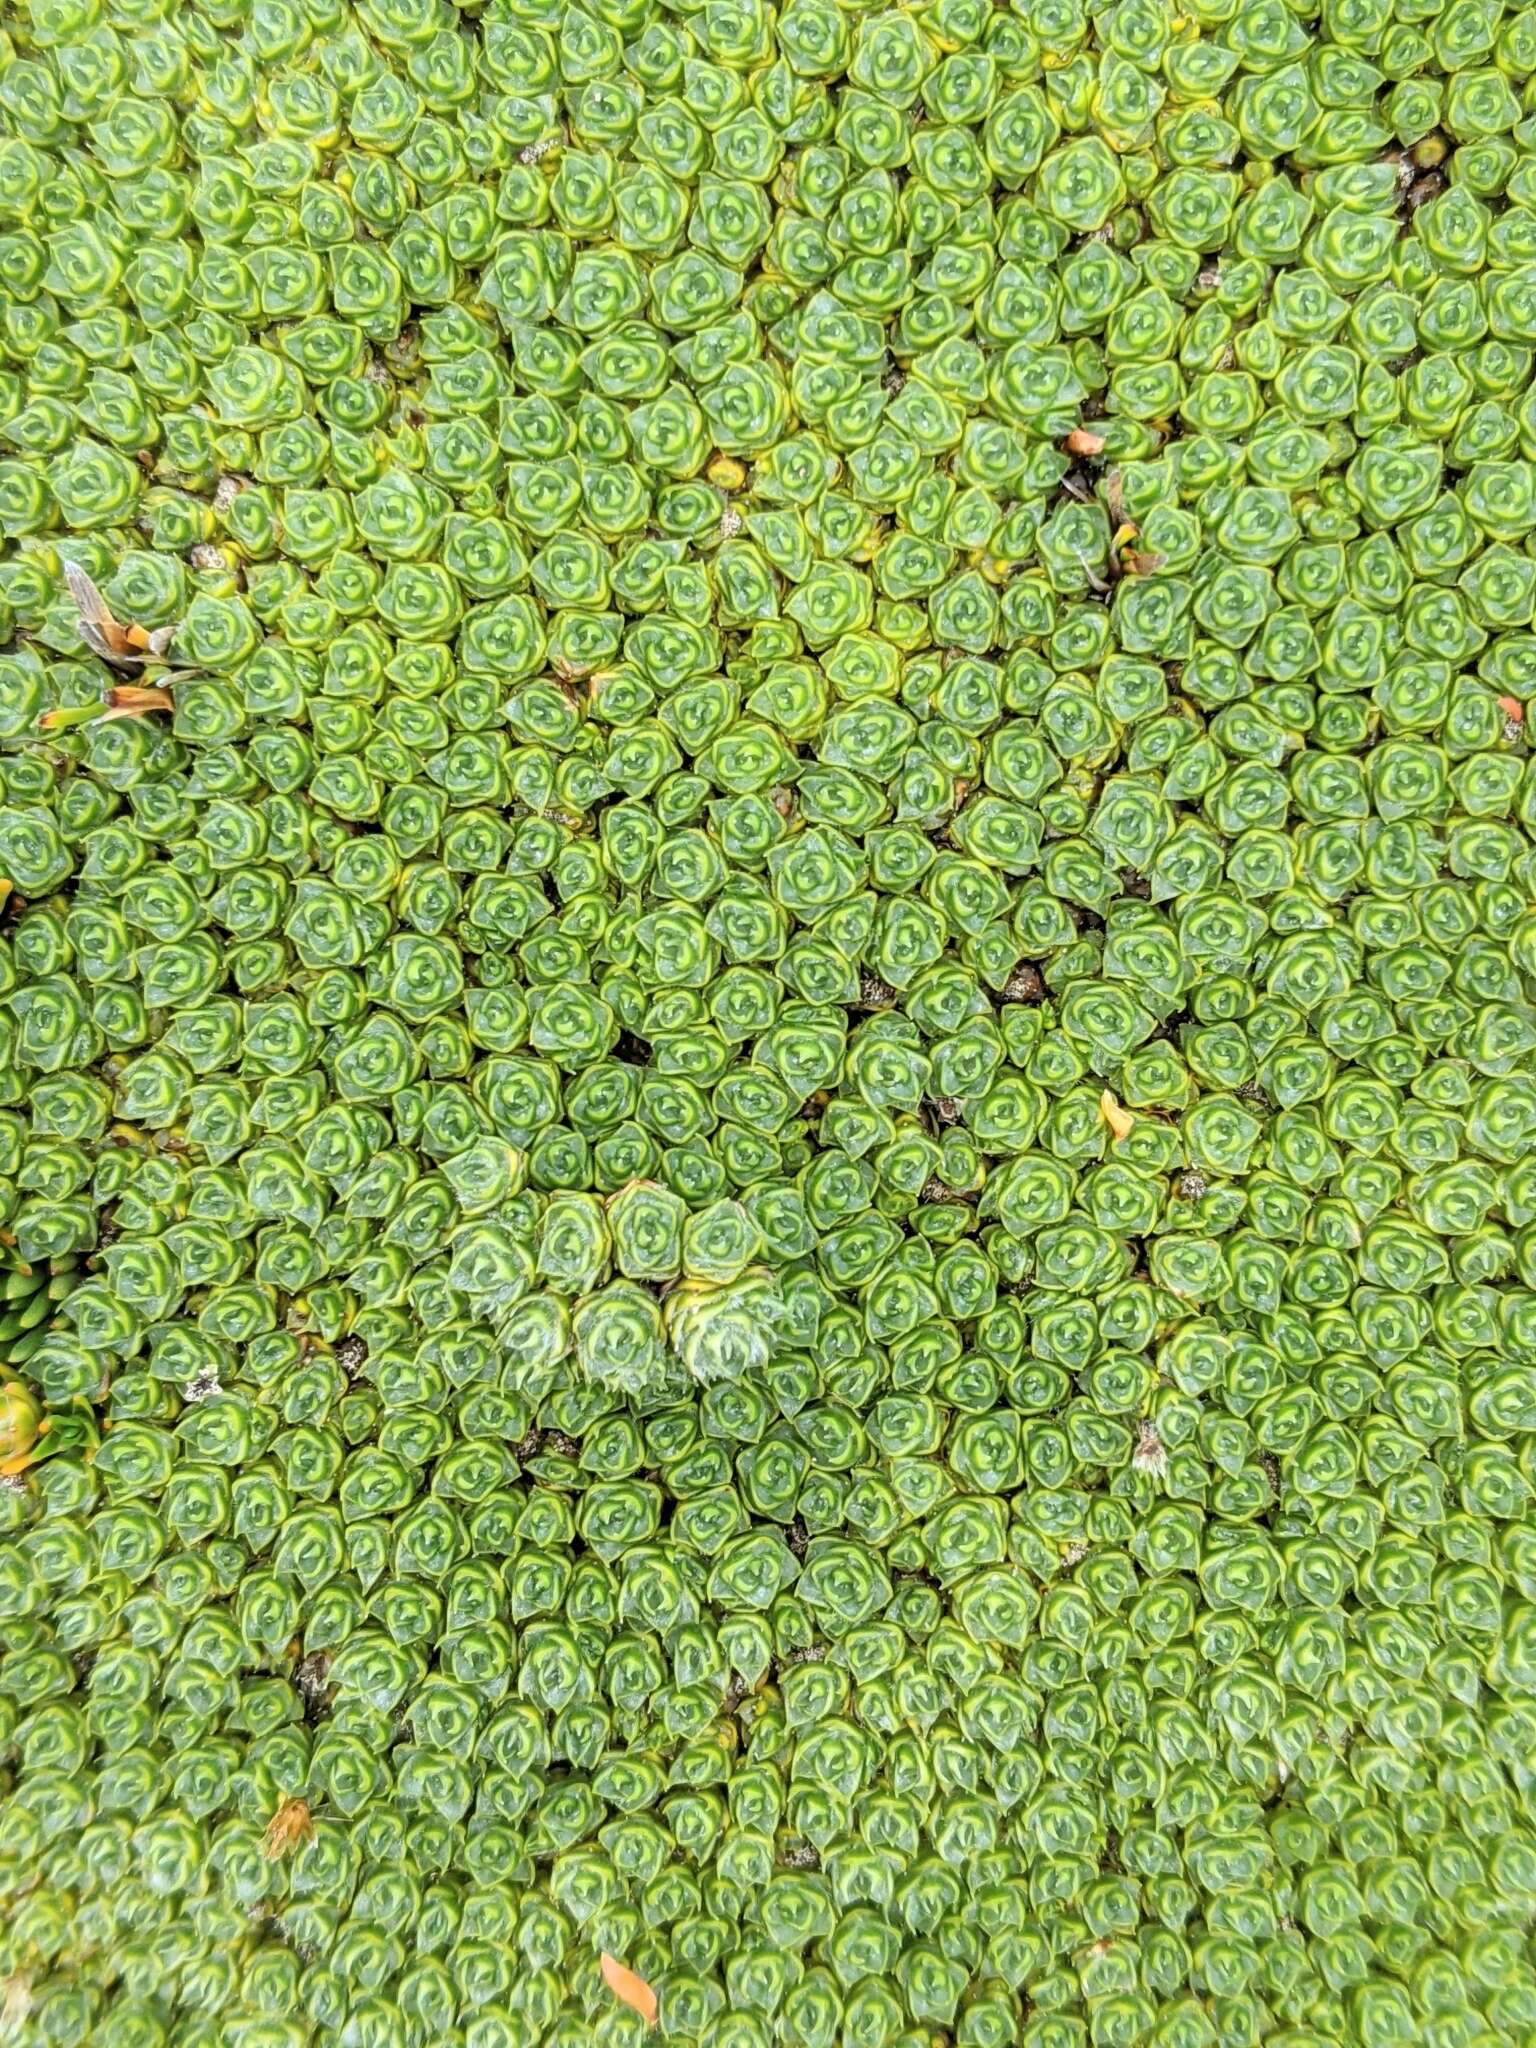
600, 1953, 659, 2026
63, 559, 176, 670
1063, 427, 1106, 457
1099, 1089, 1135, 1142
104, 686, 175, 716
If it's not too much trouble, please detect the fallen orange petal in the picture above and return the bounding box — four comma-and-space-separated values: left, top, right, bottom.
1498, 694, 1524, 724
1064, 426, 1106, 456
601, 1954, 658, 2027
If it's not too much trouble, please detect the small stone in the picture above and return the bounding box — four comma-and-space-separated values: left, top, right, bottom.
1002, 963, 1046, 1004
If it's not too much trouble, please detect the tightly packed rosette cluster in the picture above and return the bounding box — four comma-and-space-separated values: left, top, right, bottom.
5, 0, 1536, 2042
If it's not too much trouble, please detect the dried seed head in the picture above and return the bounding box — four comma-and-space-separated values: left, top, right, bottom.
262, 1797, 314, 1860
294, 1653, 333, 1721
1133, 1420, 1168, 1477
1, 1974, 33, 2041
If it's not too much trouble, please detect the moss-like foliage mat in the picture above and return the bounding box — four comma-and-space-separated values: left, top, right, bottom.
3, 0, 1536, 2043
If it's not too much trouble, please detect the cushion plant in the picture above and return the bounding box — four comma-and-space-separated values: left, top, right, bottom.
3, 0, 1536, 2044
